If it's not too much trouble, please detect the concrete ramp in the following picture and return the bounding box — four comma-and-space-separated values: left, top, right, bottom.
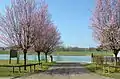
17, 63, 113, 79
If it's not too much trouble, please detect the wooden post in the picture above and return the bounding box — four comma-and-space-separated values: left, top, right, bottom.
108, 66, 110, 74
19, 66, 21, 73
13, 67, 15, 73
34, 65, 36, 71
41, 63, 42, 68
30, 65, 32, 72
102, 65, 105, 74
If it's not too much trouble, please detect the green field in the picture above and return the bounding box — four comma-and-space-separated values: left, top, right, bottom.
0, 60, 55, 77
0, 50, 9, 54
0, 50, 113, 56
53, 51, 113, 56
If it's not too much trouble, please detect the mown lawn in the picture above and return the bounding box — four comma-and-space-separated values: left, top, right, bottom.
0, 60, 55, 77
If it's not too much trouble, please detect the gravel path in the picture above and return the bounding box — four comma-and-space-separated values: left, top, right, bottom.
16, 63, 113, 79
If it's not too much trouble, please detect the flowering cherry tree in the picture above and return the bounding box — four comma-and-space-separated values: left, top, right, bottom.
91, 0, 120, 65
0, 0, 39, 70
33, 1, 61, 62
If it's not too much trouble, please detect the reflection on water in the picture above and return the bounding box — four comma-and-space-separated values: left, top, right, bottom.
0, 54, 91, 63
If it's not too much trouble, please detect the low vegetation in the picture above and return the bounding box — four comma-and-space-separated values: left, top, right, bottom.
0, 50, 113, 56
54, 51, 113, 56
0, 60, 55, 77
84, 54, 120, 79
84, 63, 120, 79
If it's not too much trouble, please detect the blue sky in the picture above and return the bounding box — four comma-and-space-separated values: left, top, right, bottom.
0, 0, 97, 48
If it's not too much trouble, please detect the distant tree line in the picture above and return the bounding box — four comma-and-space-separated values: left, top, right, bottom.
56, 46, 98, 52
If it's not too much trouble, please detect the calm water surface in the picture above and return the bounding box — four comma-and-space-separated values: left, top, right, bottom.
0, 54, 91, 63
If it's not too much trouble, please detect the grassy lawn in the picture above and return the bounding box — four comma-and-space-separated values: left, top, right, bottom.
0, 60, 55, 77
84, 63, 120, 79
0, 50, 9, 54
53, 51, 113, 56
0, 50, 113, 56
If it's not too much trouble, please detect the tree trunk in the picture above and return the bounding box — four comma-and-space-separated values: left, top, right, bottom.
114, 50, 119, 66
9, 57, 11, 64
17, 51, 19, 64
114, 53, 118, 66
37, 52, 40, 64
23, 49, 27, 70
50, 55, 53, 62
17, 55, 19, 64
45, 53, 47, 62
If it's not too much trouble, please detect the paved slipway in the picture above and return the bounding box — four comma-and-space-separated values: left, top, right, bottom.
10, 63, 114, 79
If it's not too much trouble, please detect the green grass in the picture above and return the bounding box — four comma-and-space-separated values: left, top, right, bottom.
0, 50, 113, 56
53, 51, 113, 56
84, 63, 120, 79
0, 50, 9, 54
0, 60, 55, 77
